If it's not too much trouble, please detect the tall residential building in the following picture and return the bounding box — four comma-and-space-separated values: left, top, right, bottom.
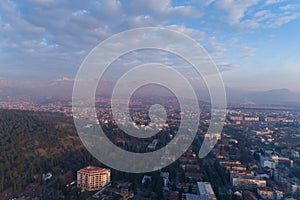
77, 166, 111, 191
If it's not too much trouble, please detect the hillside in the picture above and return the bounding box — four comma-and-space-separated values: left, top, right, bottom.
0, 110, 93, 198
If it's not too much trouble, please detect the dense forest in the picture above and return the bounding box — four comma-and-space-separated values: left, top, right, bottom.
0, 109, 166, 199
0, 109, 95, 197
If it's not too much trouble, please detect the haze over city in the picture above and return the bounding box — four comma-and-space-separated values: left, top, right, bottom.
1, 1, 300, 200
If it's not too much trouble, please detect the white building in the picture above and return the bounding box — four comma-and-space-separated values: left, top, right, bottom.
197, 182, 217, 200
291, 150, 299, 159
260, 157, 276, 169
183, 182, 217, 200
160, 172, 169, 187
244, 116, 259, 121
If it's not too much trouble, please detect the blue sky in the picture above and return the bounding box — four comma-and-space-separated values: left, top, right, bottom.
0, 0, 300, 92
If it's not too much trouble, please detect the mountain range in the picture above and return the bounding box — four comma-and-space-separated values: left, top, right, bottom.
0, 78, 299, 107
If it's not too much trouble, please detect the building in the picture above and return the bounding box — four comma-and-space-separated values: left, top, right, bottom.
142, 175, 152, 184
244, 116, 259, 121
183, 182, 216, 200
265, 117, 281, 123
274, 188, 284, 200
291, 150, 299, 159
243, 191, 258, 200
147, 139, 158, 150
197, 182, 217, 200
160, 172, 169, 187
183, 193, 201, 200
257, 187, 275, 199
77, 166, 111, 191
260, 157, 276, 169
229, 116, 243, 121
257, 187, 284, 200
271, 155, 293, 167
274, 168, 289, 185
232, 176, 266, 189
289, 182, 300, 195
42, 172, 52, 181
254, 128, 272, 135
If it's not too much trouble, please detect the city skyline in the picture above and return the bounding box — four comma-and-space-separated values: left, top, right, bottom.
1, 1, 300, 199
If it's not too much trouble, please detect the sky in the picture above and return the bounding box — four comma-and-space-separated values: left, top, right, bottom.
0, 0, 300, 92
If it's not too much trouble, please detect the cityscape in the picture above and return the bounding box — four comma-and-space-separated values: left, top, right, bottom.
0, 96, 299, 199
1, 0, 300, 200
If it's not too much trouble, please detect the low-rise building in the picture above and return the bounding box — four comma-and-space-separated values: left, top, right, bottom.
260, 157, 276, 169
244, 116, 259, 121
197, 182, 217, 200
182, 182, 217, 200
257, 187, 275, 199
289, 182, 300, 195
291, 150, 299, 159
274, 188, 284, 200
232, 176, 266, 189
271, 155, 293, 167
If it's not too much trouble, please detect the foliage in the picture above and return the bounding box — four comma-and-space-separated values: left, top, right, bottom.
0, 109, 85, 195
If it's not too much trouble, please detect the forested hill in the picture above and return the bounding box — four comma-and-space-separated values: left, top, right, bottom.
0, 109, 92, 197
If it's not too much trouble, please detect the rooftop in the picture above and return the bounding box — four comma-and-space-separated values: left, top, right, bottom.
78, 166, 108, 173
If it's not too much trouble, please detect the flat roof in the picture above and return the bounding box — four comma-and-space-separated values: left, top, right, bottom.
197, 182, 215, 195
78, 166, 109, 174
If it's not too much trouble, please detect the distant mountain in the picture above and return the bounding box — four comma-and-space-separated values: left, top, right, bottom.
246, 88, 300, 106
0, 77, 114, 102
1, 77, 300, 107
226, 88, 300, 107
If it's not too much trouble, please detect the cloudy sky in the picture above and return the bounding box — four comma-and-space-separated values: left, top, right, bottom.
0, 0, 300, 92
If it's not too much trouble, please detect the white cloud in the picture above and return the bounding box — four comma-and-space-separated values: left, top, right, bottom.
265, 0, 286, 5
279, 4, 298, 10
167, 24, 206, 42
0, 0, 204, 75
265, 12, 300, 27
215, 0, 260, 26
0, 0, 299, 84
213, 0, 300, 29
241, 46, 256, 57
167, 25, 237, 71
